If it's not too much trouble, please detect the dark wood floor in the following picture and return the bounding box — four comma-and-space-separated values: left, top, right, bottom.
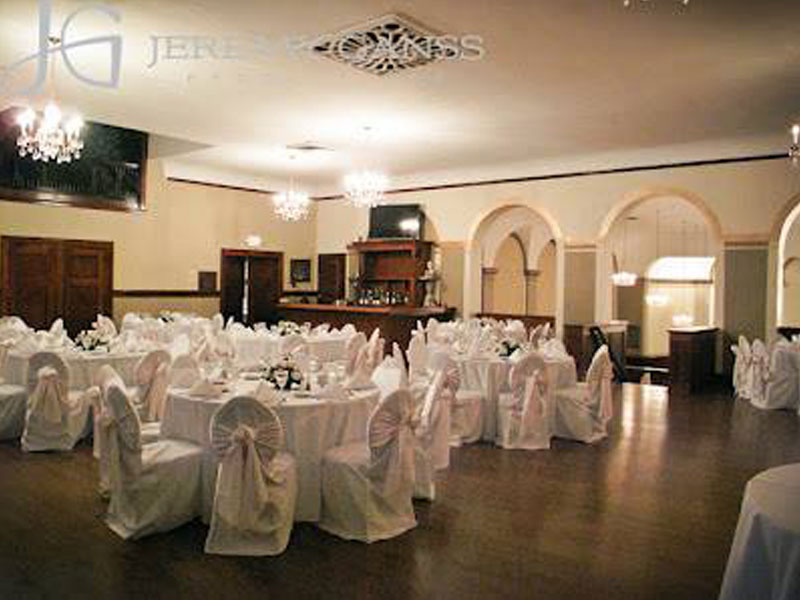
1, 384, 799, 600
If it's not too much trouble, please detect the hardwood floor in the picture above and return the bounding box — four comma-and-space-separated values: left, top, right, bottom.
1, 384, 798, 600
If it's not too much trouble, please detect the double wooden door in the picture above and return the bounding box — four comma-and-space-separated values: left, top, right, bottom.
317, 253, 346, 304
1, 236, 113, 336
220, 249, 283, 325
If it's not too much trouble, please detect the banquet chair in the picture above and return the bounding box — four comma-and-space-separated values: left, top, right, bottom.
529, 324, 543, 347
0, 341, 27, 440
169, 353, 201, 388
430, 353, 483, 446
407, 333, 429, 383
392, 342, 409, 385
93, 365, 163, 498
413, 370, 447, 500
748, 340, 771, 409
345, 332, 368, 375
21, 352, 91, 452
204, 396, 298, 556
318, 388, 417, 543
737, 335, 753, 399
134, 350, 171, 424
367, 328, 385, 370
761, 341, 800, 410
497, 353, 552, 450
102, 378, 204, 540
553, 345, 613, 443
372, 356, 407, 399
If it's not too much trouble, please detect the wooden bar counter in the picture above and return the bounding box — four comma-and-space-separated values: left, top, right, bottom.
275, 303, 456, 351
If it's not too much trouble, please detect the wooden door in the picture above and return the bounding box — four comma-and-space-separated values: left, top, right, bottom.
248, 253, 283, 325
2, 237, 62, 330
61, 241, 113, 336
318, 253, 346, 304
220, 252, 246, 324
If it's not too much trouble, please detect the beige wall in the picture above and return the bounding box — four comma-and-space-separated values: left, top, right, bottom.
491, 236, 526, 315
0, 160, 317, 295
725, 246, 768, 342
642, 282, 712, 356
564, 249, 596, 324
112, 296, 220, 323
535, 241, 557, 316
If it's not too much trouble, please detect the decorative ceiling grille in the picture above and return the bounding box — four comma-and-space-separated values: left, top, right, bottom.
312, 14, 442, 76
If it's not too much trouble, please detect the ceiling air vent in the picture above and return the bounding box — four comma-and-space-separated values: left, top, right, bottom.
312, 14, 442, 76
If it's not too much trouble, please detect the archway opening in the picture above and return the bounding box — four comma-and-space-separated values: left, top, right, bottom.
605, 196, 720, 358
489, 234, 526, 315
778, 204, 800, 326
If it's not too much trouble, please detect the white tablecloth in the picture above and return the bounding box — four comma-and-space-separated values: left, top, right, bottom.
457, 353, 577, 441
3, 350, 143, 390
719, 463, 800, 600
161, 381, 380, 522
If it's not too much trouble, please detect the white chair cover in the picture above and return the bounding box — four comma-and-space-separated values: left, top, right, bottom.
554, 345, 613, 443
407, 332, 429, 381
371, 356, 406, 400
135, 350, 171, 422
103, 379, 204, 540
345, 332, 368, 376
204, 396, 298, 556
413, 371, 446, 500
21, 353, 90, 452
345, 344, 375, 390
318, 388, 417, 542
738, 336, 753, 399
431, 352, 482, 446
498, 353, 552, 450
749, 340, 771, 409
170, 354, 201, 388
0, 341, 26, 440
762, 342, 800, 410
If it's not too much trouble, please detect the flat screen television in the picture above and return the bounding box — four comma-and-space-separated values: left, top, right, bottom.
368, 204, 425, 240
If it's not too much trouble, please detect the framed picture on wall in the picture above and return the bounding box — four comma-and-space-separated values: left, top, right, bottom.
290, 259, 311, 286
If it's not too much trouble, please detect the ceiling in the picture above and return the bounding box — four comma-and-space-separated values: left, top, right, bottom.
1, 0, 798, 196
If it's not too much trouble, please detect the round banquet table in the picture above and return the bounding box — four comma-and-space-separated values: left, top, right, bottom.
719, 463, 800, 600
456, 353, 577, 441
3, 350, 143, 390
161, 381, 380, 522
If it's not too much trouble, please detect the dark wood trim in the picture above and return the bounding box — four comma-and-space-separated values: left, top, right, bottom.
0, 186, 145, 213
167, 177, 276, 196
313, 153, 787, 201
113, 289, 220, 298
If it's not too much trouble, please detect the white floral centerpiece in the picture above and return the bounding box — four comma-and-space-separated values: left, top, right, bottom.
496, 338, 521, 359
75, 327, 113, 352
260, 354, 304, 391
270, 320, 303, 337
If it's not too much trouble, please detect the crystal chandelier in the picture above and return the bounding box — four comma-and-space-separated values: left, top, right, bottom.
16, 37, 85, 163
789, 124, 800, 162
273, 189, 311, 221
343, 170, 388, 208
17, 102, 84, 164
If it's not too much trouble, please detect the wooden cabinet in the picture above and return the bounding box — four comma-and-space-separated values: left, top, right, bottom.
1, 236, 112, 336
220, 249, 283, 325
669, 327, 718, 396
348, 239, 433, 307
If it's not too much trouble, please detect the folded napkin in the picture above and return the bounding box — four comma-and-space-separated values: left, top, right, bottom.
13, 334, 41, 355
188, 378, 220, 398
255, 380, 281, 406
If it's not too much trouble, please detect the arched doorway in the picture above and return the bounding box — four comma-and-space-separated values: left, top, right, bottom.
465, 205, 564, 333
599, 192, 723, 358
776, 197, 800, 327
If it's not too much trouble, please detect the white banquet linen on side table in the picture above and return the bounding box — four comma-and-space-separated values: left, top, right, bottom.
161, 381, 380, 522
719, 463, 800, 600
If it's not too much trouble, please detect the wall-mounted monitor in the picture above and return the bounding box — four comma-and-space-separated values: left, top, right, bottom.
368, 204, 425, 240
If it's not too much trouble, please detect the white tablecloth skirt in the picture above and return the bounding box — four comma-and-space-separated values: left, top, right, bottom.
719, 463, 800, 600
4, 351, 142, 391
161, 382, 380, 522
